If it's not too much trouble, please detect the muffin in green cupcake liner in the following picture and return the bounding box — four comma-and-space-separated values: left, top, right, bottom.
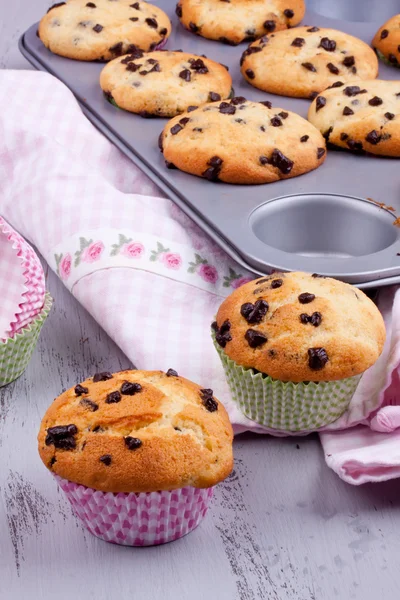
0, 293, 52, 387
213, 335, 362, 432
376, 49, 400, 68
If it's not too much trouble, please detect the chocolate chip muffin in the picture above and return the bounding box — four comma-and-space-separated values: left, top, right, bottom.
241, 27, 378, 98
38, 0, 171, 61
176, 0, 305, 45
38, 369, 234, 546
308, 80, 400, 156
372, 15, 400, 68
159, 98, 326, 184
100, 51, 233, 117
39, 369, 233, 492
212, 272, 385, 431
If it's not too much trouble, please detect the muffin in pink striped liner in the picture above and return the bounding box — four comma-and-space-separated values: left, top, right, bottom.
38, 370, 233, 546
0, 216, 46, 341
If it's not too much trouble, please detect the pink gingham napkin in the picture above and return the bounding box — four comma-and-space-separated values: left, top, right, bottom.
0, 216, 46, 341
2, 69, 400, 484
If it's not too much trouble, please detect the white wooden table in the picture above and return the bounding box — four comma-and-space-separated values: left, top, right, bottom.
1, 3, 400, 599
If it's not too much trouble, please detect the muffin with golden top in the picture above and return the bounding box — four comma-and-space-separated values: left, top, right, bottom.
212, 272, 385, 431
38, 369, 233, 546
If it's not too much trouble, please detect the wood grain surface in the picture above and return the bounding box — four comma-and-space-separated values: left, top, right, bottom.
1, 2, 400, 599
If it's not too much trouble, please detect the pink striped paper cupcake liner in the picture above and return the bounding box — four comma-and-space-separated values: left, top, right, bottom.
55, 475, 213, 546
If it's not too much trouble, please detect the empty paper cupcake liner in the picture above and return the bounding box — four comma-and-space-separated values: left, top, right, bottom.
55, 475, 214, 546
213, 336, 362, 432
0, 292, 52, 387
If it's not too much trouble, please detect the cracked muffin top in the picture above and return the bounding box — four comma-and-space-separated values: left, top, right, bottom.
38, 369, 233, 492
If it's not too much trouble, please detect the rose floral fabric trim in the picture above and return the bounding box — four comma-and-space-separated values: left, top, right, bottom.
51, 230, 254, 296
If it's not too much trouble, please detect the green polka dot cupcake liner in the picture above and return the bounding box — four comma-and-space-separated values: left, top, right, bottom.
0, 293, 52, 387
213, 336, 362, 432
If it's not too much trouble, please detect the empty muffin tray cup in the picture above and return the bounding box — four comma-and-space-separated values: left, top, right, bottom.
20, 0, 400, 288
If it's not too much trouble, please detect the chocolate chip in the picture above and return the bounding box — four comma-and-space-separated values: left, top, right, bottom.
187, 105, 198, 112
218, 36, 236, 45
319, 37, 336, 51
343, 106, 354, 116
346, 139, 363, 151
189, 58, 208, 73
310, 312, 322, 327
240, 299, 269, 324
130, 17, 138, 21
302, 62, 316, 72
200, 389, 218, 412
312, 273, 326, 278
189, 21, 199, 32
365, 130, 381, 145
93, 372, 113, 382
74, 384, 88, 396
79, 398, 99, 412
284, 9, 294, 18
259, 156, 269, 165
307, 26, 320, 32
246, 69, 255, 79
92, 426, 103, 433
300, 313, 309, 324
175, 3, 182, 17
342, 55, 355, 68
165, 161, 176, 169
231, 96, 246, 105
179, 69, 191, 81
145, 17, 158, 28
166, 369, 178, 377
126, 62, 141, 72
47, 2, 65, 13
278, 111, 289, 119
171, 124, 183, 135
131, 1, 140, 7
308, 348, 328, 370
202, 155, 223, 181
327, 63, 339, 74
263, 20, 276, 32
193, 127, 203, 132
125, 436, 142, 450
271, 278, 283, 289
49, 456, 57, 468
340, 132, 348, 141
260, 100, 272, 108
245, 329, 268, 348
93, 24, 103, 32
215, 319, 232, 348
298, 292, 315, 304
109, 42, 123, 55
219, 102, 236, 115
300, 135, 309, 143
328, 81, 344, 89
270, 116, 282, 127
160, 27, 168, 36
105, 391, 122, 404
389, 54, 398, 64
385, 112, 395, 120
179, 117, 190, 126
381, 29, 389, 39
45, 425, 78, 450
209, 92, 221, 102
316, 96, 326, 111
86, 2, 96, 6
343, 86, 367, 97
211, 321, 218, 332
270, 149, 293, 175
121, 48, 143, 61
369, 96, 383, 106
121, 382, 142, 395
291, 37, 305, 47
100, 454, 112, 465
317, 148, 325, 159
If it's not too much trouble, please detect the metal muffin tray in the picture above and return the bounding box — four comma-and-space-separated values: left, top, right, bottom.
19, 0, 400, 289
